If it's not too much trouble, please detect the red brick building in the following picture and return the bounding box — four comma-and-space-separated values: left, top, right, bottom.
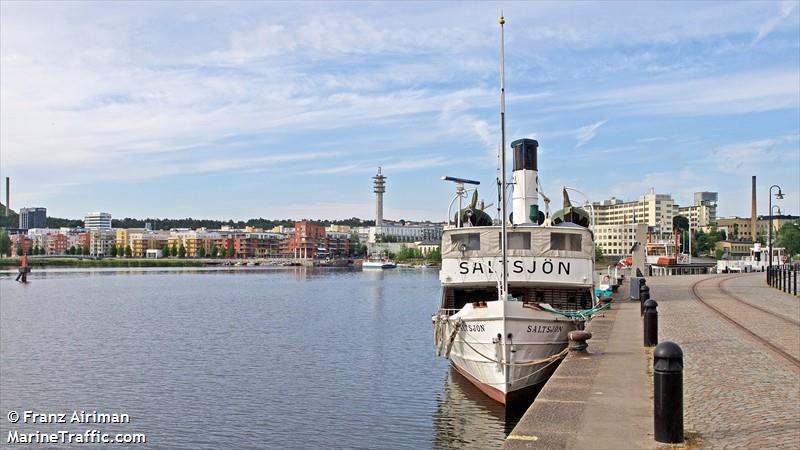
284, 221, 351, 259
286, 221, 327, 259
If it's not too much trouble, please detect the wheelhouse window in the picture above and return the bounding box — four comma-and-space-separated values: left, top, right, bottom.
551, 233, 582, 251
503, 232, 531, 250
451, 233, 480, 251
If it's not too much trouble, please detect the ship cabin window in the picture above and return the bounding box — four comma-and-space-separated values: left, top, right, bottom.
503, 232, 531, 250
551, 233, 582, 251
451, 233, 480, 251
442, 286, 593, 312
442, 287, 498, 311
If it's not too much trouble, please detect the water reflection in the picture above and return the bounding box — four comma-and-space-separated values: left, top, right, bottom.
433, 366, 529, 449
0, 268, 525, 448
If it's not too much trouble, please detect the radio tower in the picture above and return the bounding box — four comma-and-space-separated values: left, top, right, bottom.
373, 167, 386, 227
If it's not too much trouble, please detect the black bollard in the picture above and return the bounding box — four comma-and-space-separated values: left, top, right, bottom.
654, 342, 683, 444
640, 285, 650, 316
644, 299, 658, 347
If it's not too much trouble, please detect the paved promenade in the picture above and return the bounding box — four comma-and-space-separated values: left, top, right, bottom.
650, 273, 800, 449
504, 289, 652, 449
504, 272, 799, 449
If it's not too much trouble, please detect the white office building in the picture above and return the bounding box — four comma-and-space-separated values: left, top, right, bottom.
592, 189, 677, 256
676, 192, 718, 230
593, 189, 676, 232
367, 221, 443, 244
84, 212, 112, 230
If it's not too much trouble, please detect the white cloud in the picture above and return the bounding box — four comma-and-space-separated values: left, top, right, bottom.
575, 120, 608, 148
753, 1, 798, 44
708, 134, 800, 172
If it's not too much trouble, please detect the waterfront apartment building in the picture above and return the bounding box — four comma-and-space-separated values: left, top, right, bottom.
129, 231, 170, 257
286, 221, 325, 259
26, 228, 68, 255
10, 234, 33, 254
285, 220, 352, 259
19, 207, 47, 230
116, 228, 144, 253
67, 231, 90, 251
168, 229, 212, 257
84, 212, 112, 230
89, 229, 116, 257
233, 232, 285, 258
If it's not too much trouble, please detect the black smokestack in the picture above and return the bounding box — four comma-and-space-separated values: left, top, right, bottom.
511, 139, 538, 171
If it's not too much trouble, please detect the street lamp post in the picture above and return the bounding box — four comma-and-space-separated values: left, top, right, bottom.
768, 184, 784, 267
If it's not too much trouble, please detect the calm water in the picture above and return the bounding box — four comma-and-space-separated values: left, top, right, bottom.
0, 268, 522, 449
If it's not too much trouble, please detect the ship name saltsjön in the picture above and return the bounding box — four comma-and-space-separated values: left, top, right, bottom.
458, 260, 570, 276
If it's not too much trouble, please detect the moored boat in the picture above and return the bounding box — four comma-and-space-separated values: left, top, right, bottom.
432, 15, 603, 405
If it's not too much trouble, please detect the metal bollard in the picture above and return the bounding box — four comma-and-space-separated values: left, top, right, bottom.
568, 330, 592, 353
640, 285, 650, 316
644, 299, 658, 347
654, 341, 684, 444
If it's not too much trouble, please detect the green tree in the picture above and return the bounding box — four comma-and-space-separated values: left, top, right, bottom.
125, 245, 132, 257
82, 246, 90, 256
756, 230, 767, 245
178, 244, 186, 258
776, 221, 800, 257
17, 244, 23, 256
69, 246, 76, 255
110, 245, 117, 257
0, 230, 11, 257
170, 244, 178, 257
210, 245, 218, 258
673, 215, 689, 232
226, 244, 235, 258
395, 245, 411, 261
161, 246, 170, 258
714, 248, 725, 260
197, 246, 206, 258
425, 247, 442, 263
594, 246, 605, 262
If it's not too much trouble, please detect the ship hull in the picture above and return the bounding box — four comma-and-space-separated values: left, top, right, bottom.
434, 300, 576, 405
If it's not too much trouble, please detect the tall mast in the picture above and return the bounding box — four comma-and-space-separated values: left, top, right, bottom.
499, 14, 508, 301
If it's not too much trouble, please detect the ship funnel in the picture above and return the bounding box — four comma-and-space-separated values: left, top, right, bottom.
511, 138, 542, 224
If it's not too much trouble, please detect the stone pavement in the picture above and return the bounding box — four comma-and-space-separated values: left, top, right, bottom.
504, 272, 799, 449
647, 273, 800, 449
504, 290, 652, 449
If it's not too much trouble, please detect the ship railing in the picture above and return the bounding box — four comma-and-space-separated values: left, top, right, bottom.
435, 308, 461, 317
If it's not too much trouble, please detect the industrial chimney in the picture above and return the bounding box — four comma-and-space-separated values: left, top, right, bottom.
373, 167, 386, 227
751, 176, 757, 242
510, 138, 541, 224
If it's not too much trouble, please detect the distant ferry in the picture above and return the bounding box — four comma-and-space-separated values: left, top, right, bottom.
362, 257, 396, 269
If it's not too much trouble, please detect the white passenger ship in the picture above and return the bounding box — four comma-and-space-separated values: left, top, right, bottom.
432, 16, 599, 405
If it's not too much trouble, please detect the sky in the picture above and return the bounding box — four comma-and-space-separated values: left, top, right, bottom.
1, 1, 799, 222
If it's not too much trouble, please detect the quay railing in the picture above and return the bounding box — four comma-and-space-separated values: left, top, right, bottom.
766, 264, 798, 296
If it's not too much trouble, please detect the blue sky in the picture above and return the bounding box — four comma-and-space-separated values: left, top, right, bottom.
1, 1, 798, 221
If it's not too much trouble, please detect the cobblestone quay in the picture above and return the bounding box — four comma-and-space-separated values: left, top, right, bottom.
649, 273, 800, 449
